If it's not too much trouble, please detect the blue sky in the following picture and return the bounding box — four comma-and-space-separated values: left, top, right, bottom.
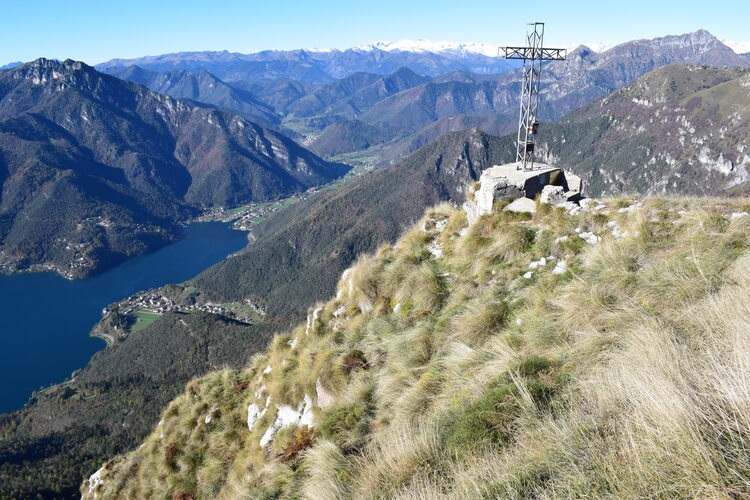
1, 0, 748, 65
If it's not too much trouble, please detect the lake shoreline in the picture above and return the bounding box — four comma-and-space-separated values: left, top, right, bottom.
0, 221, 250, 414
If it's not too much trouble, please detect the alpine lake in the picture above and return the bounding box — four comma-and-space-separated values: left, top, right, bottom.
0, 222, 248, 413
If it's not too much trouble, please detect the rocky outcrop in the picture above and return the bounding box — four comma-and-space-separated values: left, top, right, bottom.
464, 163, 583, 221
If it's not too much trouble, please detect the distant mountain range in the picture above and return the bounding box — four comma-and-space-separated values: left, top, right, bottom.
96, 30, 747, 84
0, 59, 346, 277
0, 62, 22, 71
96, 45, 520, 83
103, 65, 280, 128
99, 30, 750, 167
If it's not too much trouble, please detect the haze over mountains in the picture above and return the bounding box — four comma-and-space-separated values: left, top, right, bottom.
96, 44, 519, 83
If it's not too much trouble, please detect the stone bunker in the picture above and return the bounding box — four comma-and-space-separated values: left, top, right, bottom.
464, 163, 582, 224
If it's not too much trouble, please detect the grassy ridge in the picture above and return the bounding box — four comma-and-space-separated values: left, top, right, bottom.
84, 196, 750, 498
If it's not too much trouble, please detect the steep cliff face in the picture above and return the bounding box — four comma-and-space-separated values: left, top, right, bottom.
82, 195, 750, 499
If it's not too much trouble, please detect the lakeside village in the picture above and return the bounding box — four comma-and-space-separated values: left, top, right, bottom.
191, 195, 303, 229
0, 217, 170, 280
102, 291, 266, 331
192, 165, 366, 229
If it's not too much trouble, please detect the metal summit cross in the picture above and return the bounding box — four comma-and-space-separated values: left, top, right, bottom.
502, 22, 566, 171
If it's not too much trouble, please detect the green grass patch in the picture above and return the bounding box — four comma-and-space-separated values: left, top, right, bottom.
130, 310, 162, 332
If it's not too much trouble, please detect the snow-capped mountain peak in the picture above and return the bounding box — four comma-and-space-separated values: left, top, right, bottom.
353, 39, 500, 57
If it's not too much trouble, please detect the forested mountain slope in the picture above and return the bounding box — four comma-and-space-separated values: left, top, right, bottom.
532, 64, 750, 195
0, 58, 345, 277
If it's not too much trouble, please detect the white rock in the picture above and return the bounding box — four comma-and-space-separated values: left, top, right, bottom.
618, 201, 643, 213
254, 384, 267, 399
557, 201, 580, 214
528, 257, 547, 269
260, 395, 315, 448
607, 220, 627, 239
247, 403, 267, 432
731, 212, 748, 219
263, 365, 273, 375
579, 198, 595, 210
552, 260, 568, 275
86, 466, 106, 498
579, 231, 601, 245
523, 271, 534, 279
427, 240, 443, 258
305, 307, 323, 335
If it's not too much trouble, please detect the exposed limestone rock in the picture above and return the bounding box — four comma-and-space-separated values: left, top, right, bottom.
247, 403, 267, 431
260, 395, 314, 448
316, 378, 336, 409
529, 257, 548, 269
579, 232, 602, 245
552, 260, 568, 275
85, 466, 106, 499
564, 171, 583, 199
305, 307, 323, 335
427, 240, 444, 258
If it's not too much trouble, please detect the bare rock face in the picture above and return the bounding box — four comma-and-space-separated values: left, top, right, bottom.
464, 163, 584, 223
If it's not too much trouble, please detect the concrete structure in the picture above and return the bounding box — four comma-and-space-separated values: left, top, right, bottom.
464, 163, 582, 221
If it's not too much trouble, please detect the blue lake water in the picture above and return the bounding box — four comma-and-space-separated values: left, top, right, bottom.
0, 222, 248, 414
